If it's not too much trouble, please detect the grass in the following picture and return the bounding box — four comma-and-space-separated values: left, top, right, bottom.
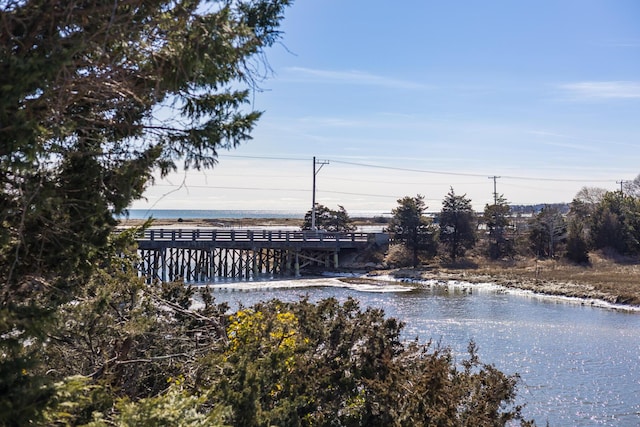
118, 217, 640, 306
381, 251, 640, 306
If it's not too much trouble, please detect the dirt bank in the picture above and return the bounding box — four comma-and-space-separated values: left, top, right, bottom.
369, 253, 640, 307
118, 217, 640, 308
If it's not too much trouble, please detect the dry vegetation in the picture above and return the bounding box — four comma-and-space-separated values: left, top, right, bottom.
376, 251, 640, 306
117, 216, 307, 228
119, 217, 640, 307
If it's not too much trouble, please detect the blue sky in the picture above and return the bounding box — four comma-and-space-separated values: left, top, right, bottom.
133, 0, 640, 213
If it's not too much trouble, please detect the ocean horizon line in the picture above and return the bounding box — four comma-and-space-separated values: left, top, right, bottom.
119, 209, 391, 220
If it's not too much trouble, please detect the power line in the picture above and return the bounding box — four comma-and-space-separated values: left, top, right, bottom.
312, 157, 330, 230
488, 176, 501, 205
151, 182, 441, 202
147, 154, 631, 208
198, 154, 618, 184
320, 189, 406, 199
500, 182, 558, 191
331, 159, 489, 178
220, 154, 308, 162
323, 175, 483, 186
331, 159, 614, 183
152, 184, 309, 192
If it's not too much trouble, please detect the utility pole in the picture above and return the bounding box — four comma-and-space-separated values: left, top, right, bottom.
311, 156, 329, 230
488, 176, 501, 205
617, 180, 630, 195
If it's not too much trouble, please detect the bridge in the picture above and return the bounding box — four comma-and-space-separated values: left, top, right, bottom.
135, 228, 389, 282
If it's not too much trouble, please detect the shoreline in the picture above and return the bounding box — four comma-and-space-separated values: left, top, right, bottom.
118, 217, 640, 309
365, 268, 639, 310
340, 273, 640, 312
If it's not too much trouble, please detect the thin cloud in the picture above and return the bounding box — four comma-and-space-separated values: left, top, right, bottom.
597, 39, 640, 48
560, 81, 640, 99
285, 67, 432, 90
526, 130, 601, 152
526, 129, 640, 149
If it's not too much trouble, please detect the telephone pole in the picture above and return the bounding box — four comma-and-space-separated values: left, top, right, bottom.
311, 156, 329, 230
617, 180, 630, 195
488, 176, 501, 205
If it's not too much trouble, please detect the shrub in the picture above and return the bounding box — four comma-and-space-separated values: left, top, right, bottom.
43, 294, 534, 426
205, 298, 533, 426
384, 244, 415, 267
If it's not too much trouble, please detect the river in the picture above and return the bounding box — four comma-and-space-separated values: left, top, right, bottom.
202, 276, 640, 426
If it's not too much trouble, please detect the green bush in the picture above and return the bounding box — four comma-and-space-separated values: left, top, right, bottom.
207, 297, 533, 426
43, 290, 533, 426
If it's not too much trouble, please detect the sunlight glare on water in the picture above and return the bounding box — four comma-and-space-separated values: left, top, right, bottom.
204, 276, 640, 426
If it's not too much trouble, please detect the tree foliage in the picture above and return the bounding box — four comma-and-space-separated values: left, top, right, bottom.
0, 1, 565, 422
439, 188, 476, 261
564, 195, 592, 264
30, 230, 231, 426
528, 206, 566, 258
565, 219, 589, 264
387, 195, 437, 267
483, 195, 513, 259
589, 191, 640, 255
211, 298, 532, 426
623, 173, 640, 198
0, 1, 291, 423
1, 0, 291, 286
302, 204, 356, 232
42, 296, 533, 426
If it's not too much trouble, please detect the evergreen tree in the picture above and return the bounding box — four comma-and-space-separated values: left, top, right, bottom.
387, 195, 437, 267
564, 192, 596, 264
568, 187, 607, 246
329, 205, 357, 233
483, 195, 513, 259
439, 188, 476, 261
42, 297, 534, 426
0, 3, 536, 424
565, 220, 590, 264
0, 1, 291, 423
589, 191, 640, 255
528, 206, 566, 258
302, 204, 356, 232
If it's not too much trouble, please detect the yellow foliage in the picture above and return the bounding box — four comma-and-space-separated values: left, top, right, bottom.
225, 308, 303, 400
227, 309, 300, 354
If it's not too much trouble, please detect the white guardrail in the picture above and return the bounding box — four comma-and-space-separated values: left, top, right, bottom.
138, 228, 371, 243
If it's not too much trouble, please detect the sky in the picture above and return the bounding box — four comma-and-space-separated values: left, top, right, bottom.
132, 0, 640, 214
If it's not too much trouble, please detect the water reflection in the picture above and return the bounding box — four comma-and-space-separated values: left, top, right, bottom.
206, 277, 640, 426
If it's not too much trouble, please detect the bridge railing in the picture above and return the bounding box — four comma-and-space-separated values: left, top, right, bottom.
136, 228, 372, 243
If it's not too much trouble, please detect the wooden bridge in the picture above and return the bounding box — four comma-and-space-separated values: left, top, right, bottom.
135, 228, 389, 282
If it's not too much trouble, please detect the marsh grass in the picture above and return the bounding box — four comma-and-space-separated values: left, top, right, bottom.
392, 251, 640, 306
120, 218, 640, 306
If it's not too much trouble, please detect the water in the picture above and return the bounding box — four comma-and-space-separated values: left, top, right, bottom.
119, 209, 390, 220
120, 209, 306, 220
203, 277, 640, 426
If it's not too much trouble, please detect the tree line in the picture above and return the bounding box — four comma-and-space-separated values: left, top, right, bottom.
305, 181, 640, 268
0, 1, 536, 425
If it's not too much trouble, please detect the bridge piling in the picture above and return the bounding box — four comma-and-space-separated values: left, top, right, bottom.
133, 228, 385, 283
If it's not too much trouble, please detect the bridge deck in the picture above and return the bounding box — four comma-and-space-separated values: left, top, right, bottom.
136, 228, 377, 250
132, 228, 388, 281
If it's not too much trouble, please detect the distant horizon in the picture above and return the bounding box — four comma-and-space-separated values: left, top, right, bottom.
120, 208, 386, 220
131, 154, 610, 212
135, 1, 640, 212
122, 202, 570, 220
